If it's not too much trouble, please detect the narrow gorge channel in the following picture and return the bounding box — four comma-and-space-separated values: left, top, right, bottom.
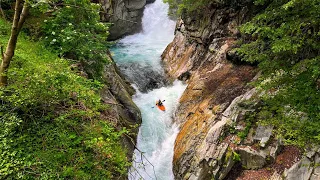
110, 0, 186, 179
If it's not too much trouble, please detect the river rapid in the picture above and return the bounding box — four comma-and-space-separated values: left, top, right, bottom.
110, 0, 186, 179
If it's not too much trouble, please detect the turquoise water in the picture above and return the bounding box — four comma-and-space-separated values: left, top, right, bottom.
110, 0, 186, 179
131, 81, 186, 180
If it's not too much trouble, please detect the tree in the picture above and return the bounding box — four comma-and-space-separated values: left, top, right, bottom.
236, 0, 320, 146
0, 0, 29, 86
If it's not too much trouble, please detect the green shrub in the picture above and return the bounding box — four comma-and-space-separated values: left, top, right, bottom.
236, 0, 320, 147
164, 0, 211, 14
0, 19, 129, 179
42, 0, 112, 79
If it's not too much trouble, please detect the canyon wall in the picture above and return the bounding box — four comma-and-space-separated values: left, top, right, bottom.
162, 1, 317, 179
101, 55, 142, 159
100, 0, 146, 40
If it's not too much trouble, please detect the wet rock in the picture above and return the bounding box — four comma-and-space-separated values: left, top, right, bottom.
100, 0, 146, 40
102, 62, 142, 126
101, 57, 142, 159
283, 157, 313, 180
253, 125, 273, 148
146, 0, 155, 3
118, 63, 168, 92
238, 147, 267, 169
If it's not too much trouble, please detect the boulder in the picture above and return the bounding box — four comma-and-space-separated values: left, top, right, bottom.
253, 125, 273, 148
283, 157, 313, 180
100, 0, 146, 40
269, 139, 282, 162
100, 55, 142, 159
118, 63, 168, 92
310, 154, 320, 180
238, 147, 267, 169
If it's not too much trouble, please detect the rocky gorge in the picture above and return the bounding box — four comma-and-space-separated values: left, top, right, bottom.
100, 0, 155, 40
160, 0, 319, 180
98, 0, 319, 179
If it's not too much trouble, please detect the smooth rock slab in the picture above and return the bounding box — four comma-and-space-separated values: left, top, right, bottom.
253, 125, 273, 148
283, 157, 313, 180
238, 147, 267, 169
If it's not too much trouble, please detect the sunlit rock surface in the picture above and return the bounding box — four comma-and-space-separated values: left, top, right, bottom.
162, 0, 318, 179
161, 1, 257, 179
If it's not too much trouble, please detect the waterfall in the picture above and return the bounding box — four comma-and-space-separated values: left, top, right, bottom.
110, 0, 186, 179
111, 0, 177, 93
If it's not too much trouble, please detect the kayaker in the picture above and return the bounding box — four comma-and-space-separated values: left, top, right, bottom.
156, 99, 163, 106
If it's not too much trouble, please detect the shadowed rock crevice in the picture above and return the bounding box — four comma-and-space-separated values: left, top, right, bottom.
117, 63, 169, 92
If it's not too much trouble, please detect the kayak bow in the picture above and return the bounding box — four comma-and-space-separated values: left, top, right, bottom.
156, 104, 166, 111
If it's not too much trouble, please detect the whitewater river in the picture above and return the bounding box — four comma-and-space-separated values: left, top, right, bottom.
110, 0, 186, 179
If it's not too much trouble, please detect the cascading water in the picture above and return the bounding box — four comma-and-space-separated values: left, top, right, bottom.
110, 0, 186, 179
111, 0, 177, 93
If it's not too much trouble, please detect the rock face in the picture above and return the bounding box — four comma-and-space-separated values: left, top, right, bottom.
253, 125, 273, 148
238, 147, 267, 169
161, 0, 320, 179
284, 148, 320, 180
100, 0, 147, 40
284, 157, 314, 180
100, 54, 142, 159
161, 1, 258, 179
146, 0, 155, 4
117, 63, 168, 92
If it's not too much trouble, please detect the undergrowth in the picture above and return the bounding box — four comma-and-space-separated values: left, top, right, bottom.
236, 0, 320, 147
0, 18, 130, 179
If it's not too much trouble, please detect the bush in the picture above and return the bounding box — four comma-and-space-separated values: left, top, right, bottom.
42, 0, 111, 79
164, 0, 211, 14
236, 0, 320, 147
0, 19, 129, 179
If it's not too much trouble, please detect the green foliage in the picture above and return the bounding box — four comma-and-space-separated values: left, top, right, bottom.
164, 0, 211, 14
232, 151, 241, 162
236, 0, 320, 147
224, 148, 241, 167
0, 19, 129, 179
237, 113, 255, 141
42, 0, 111, 80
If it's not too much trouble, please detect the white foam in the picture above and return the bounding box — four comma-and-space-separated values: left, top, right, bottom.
130, 81, 186, 180
111, 0, 176, 69
110, 0, 184, 179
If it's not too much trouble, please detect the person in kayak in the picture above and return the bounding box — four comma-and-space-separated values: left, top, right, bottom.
154, 99, 166, 111
156, 99, 163, 106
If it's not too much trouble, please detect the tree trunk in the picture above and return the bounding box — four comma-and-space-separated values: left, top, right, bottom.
0, 2, 6, 20
0, 0, 29, 86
